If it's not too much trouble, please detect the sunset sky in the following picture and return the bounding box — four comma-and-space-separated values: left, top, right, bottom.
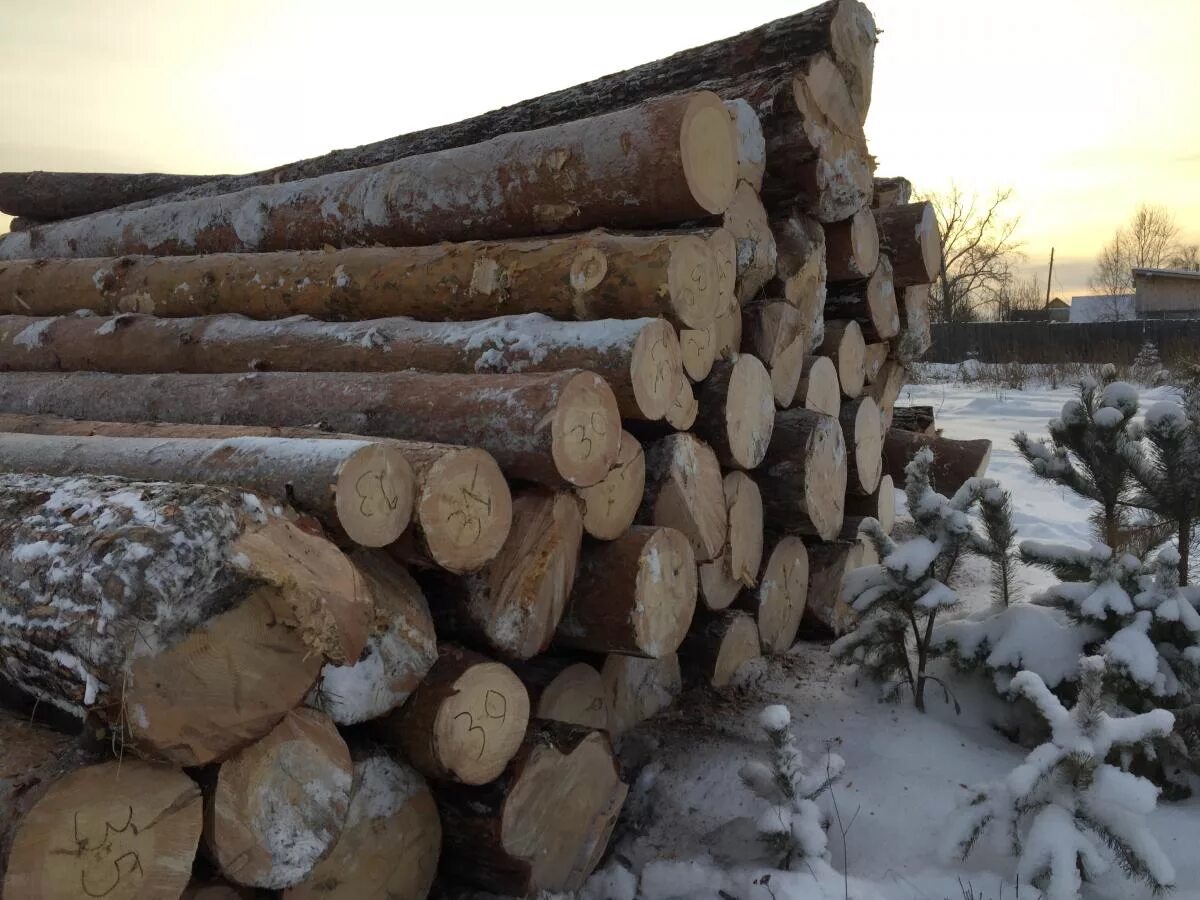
2, 0, 1197, 300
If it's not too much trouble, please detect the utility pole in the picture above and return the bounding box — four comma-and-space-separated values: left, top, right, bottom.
1044, 247, 1055, 309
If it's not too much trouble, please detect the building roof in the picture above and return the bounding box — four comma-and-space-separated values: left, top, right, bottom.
1069, 294, 1135, 323
1132, 267, 1200, 281
1048, 297, 1069, 308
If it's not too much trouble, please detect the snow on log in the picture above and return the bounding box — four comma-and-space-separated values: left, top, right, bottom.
421, 488, 583, 660
3, 759, 202, 900
740, 536, 809, 653
0, 431, 414, 548
824, 207, 878, 282
0, 93, 739, 261
840, 396, 884, 496
726, 99, 767, 192
308, 551, 437, 725
0, 230, 720, 329
770, 212, 827, 331
435, 721, 626, 895
639, 433, 728, 562
0, 170, 215, 220
680, 610, 761, 688
824, 256, 900, 342
0, 473, 370, 766
511, 659, 609, 730
874, 201, 942, 288
786, 354, 841, 416
694, 354, 775, 470
205, 709, 352, 890
0, 369, 621, 488
576, 431, 645, 541
557, 525, 697, 658
755, 407, 847, 541
872, 176, 912, 210
601, 654, 683, 737
883, 431, 992, 495
374, 644, 530, 786
698, 471, 764, 611
817, 319, 866, 398
0, 413, 512, 574
890, 405, 936, 434
897, 283, 933, 362
803, 539, 862, 635
842, 473, 895, 537
719, 181, 777, 302
282, 752, 442, 900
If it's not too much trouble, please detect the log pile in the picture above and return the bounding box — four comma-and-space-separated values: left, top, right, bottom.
0, 2, 958, 896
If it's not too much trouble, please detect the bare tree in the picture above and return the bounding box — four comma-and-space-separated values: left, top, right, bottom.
1089, 204, 1182, 294
1171, 244, 1200, 272
922, 185, 1024, 323
995, 274, 1045, 321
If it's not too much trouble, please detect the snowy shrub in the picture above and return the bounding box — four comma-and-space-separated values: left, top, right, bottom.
739, 704, 844, 870
1131, 340, 1168, 385
945, 657, 1176, 900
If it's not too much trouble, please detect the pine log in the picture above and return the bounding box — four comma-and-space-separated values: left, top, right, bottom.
743, 299, 805, 369
3, 759, 202, 900
803, 539, 862, 635
842, 473, 895, 537
874, 202, 942, 288
557, 525, 697, 658
705, 228, 742, 360
576, 431, 645, 542
7, 217, 36, 232
883, 431, 992, 495
896, 283, 933, 362
0, 170, 215, 219
0, 369, 621, 488
665, 375, 700, 430
205, 709, 352, 889
694, 354, 775, 470
755, 407, 847, 540
890, 405, 936, 435
282, 753, 442, 900
768, 336, 808, 409
770, 212, 827, 329
680, 326, 717, 382
511, 659, 609, 730
863, 341, 889, 383
308, 551, 437, 725
435, 721, 626, 895
865, 358, 907, 428
721, 181, 777, 302
0, 313, 684, 422
0, 93, 738, 261
0, 231, 720, 329
697, 471, 764, 611
0, 473, 370, 766
0, 413, 512, 574
840, 396, 884, 496
375, 644, 530, 786
680, 610, 761, 688
0, 431, 414, 548
601, 654, 683, 737
872, 176, 912, 210
824, 207, 879, 282
788, 354, 841, 416
420, 489, 583, 660
818, 319, 866, 398
740, 536, 809, 654
639, 434, 728, 562
726, 99, 767, 192
825, 256, 900, 342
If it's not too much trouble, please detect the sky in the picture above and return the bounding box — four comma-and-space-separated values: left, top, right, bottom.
2, 0, 1197, 300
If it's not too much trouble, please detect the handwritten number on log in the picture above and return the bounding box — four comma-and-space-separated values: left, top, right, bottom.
454, 690, 508, 760
356, 469, 399, 518
74, 807, 144, 897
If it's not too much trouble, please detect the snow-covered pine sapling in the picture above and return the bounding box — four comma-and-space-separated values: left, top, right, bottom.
833, 447, 993, 712
945, 657, 1176, 900
973, 482, 1020, 607
1131, 340, 1167, 385
1013, 373, 1140, 550
739, 704, 845, 870
1124, 398, 1200, 583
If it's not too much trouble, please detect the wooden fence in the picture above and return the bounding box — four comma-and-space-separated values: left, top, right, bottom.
926, 320, 1200, 365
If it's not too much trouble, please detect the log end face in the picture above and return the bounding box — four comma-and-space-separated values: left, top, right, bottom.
630, 319, 683, 421
804, 355, 842, 417
334, 443, 415, 547
680, 326, 716, 382
836, 320, 866, 398
664, 376, 698, 430
805, 415, 848, 542
713, 612, 761, 687
577, 431, 645, 541
852, 396, 884, 495
724, 470, 764, 588
634, 526, 699, 658
917, 202, 943, 283
851, 207, 880, 275
877, 474, 896, 534
680, 92, 740, 215
434, 662, 530, 785
726, 354, 775, 470
536, 662, 610, 730
551, 372, 622, 487
667, 236, 719, 329
418, 447, 513, 574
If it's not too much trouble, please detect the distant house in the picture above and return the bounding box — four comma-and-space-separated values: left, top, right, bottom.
1047, 297, 1070, 322
1069, 294, 1135, 323
1133, 267, 1200, 319
1006, 297, 1070, 323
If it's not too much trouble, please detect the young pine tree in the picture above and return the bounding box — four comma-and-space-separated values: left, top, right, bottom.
945, 657, 1176, 900
974, 483, 1020, 607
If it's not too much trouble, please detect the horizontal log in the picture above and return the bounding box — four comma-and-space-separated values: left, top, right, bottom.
883, 431, 992, 495
840, 396, 884, 496
874, 202, 942, 288
824, 256, 900, 342
788, 354, 841, 416
601, 654, 682, 737
817, 319, 865, 398
680, 610, 761, 687
890, 405, 936, 434
576, 431, 645, 541
755, 406, 846, 540
639, 433, 728, 562
694, 354, 775, 470
896, 283, 933, 362
871, 176, 912, 210
0, 170, 216, 219
740, 536, 809, 653
511, 658, 609, 730
824, 207, 878, 282
770, 211, 827, 328
842, 473, 895, 537
802, 539, 862, 635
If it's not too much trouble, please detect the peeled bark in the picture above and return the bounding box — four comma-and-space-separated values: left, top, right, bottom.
0, 231, 719, 329
0, 369, 621, 488
576, 431, 645, 541
511, 659, 609, 730
726, 99, 767, 192
755, 406, 847, 540
698, 471, 764, 611
557, 525, 698, 658
803, 539, 862, 635
3, 759, 202, 900
883, 431, 992, 495
601, 654, 683, 737
817, 319, 866, 398
840, 396, 884, 496
788, 354, 841, 416
680, 610, 761, 687
872, 176, 912, 210
896, 283, 933, 362
825, 256, 900, 342
0, 413, 513, 575
0, 473, 370, 766
435, 721, 626, 896
282, 753, 442, 900
421, 489, 583, 660
694, 354, 776, 470
205, 709, 352, 890
842, 473, 896, 537
375, 644, 530, 786
0, 431, 414, 548
824, 207, 878, 282
0, 93, 738, 261
741, 536, 809, 653
639, 433, 728, 562
0, 170, 215, 219
874, 201, 942, 288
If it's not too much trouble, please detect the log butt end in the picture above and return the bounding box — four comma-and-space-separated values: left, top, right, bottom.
417, 447, 512, 574
630, 319, 684, 421
552, 372, 622, 487
333, 443, 415, 547
680, 92, 740, 215
805, 415, 848, 541
433, 662, 531, 786
577, 431, 645, 541
633, 526, 699, 657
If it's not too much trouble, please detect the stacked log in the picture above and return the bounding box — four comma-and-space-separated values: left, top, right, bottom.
0, 2, 964, 895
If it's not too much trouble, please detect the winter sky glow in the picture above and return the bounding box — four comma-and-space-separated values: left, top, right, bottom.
2, 0, 1197, 299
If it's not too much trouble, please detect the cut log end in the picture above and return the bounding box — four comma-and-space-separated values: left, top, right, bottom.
724, 470, 764, 589
667, 235, 720, 329
665, 376, 698, 430
823, 320, 866, 398
846, 396, 883, 495
680, 92, 740, 215
800, 355, 841, 417
683, 611, 761, 688
680, 326, 716, 382
415, 446, 513, 574
634, 527, 699, 657
642, 434, 727, 563
722, 354, 775, 469
332, 443, 415, 547
806, 414, 848, 541
752, 537, 810, 654
531, 662, 609, 730
630, 318, 684, 420
551, 371, 622, 487
577, 431, 645, 541
602, 654, 682, 737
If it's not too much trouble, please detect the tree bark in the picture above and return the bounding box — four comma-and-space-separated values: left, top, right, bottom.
890, 405, 936, 434
726, 99, 767, 192
0, 368, 621, 488
896, 283, 933, 362
770, 211, 827, 327
434, 721, 626, 896
3, 758, 202, 900
576, 431, 645, 541
755, 406, 847, 540
803, 539, 862, 635
694, 354, 776, 470
420, 489, 583, 661
601, 655, 683, 737
0, 412, 513, 575
0, 230, 720, 329
205, 709, 352, 890
865, 359, 908, 428
0, 473, 370, 766
874, 202, 942, 288
719, 181, 777, 302
872, 176, 912, 210
0, 170, 216, 219
0, 93, 739, 261
842, 473, 895, 536
374, 644, 530, 786
679, 610, 761, 687
824, 207, 878, 282
817, 319, 866, 398
511, 659, 609, 730
739, 536, 809, 653
282, 751, 442, 900
639, 433, 728, 562
825, 255, 900, 342
557, 525, 697, 658
743, 299, 806, 370
840, 396, 884, 496
883, 431, 992, 495
0, 431, 414, 548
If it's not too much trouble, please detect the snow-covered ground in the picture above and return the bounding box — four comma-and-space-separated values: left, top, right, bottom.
581, 377, 1200, 900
